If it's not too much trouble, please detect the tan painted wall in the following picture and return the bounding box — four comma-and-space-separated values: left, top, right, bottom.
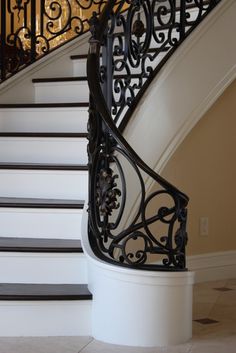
159, 79, 236, 255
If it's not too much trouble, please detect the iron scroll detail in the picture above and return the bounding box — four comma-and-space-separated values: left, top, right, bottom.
87, 0, 221, 270
101, 0, 221, 131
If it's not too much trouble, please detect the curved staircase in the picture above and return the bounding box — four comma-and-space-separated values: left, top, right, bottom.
0, 0, 235, 347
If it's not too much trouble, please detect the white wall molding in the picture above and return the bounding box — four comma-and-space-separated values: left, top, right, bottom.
187, 250, 236, 283
155, 63, 236, 176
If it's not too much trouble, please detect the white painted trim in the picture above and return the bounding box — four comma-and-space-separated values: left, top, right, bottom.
155, 63, 236, 176
187, 250, 236, 283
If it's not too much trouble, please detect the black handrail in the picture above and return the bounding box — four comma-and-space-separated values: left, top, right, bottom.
87, 0, 219, 271
0, 0, 107, 83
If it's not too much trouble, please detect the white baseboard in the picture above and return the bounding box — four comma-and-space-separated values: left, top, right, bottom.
187, 250, 236, 283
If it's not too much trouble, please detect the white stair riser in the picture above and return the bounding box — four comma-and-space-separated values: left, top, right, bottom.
73, 53, 166, 77
0, 170, 88, 200
0, 208, 83, 239
73, 58, 87, 77
151, 7, 201, 29
34, 82, 89, 103
0, 253, 87, 284
131, 52, 166, 74
0, 108, 88, 133
112, 53, 166, 104
0, 301, 92, 336
0, 138, 88, 164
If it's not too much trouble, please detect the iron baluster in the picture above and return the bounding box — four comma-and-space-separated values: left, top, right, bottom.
31, 0, 36, 63
0, 0, 6, 81
179, 0, 186, 40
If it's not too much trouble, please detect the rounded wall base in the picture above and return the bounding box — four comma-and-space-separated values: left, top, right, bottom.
90, 262, 194, 347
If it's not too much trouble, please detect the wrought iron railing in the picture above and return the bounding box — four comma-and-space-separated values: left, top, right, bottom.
87, 0, 221, 270
96, 0, 221, 132
0, 0, 106, 83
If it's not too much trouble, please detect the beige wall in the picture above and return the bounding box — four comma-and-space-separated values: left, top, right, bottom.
159, 79, 236, 256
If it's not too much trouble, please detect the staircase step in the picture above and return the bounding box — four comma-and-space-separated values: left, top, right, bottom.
0, 239, 87, 284
0, 237, 83, 253
0, 162, 88, 171
0, 169, 88, 200
0, 197, 84, 209
33, 77, 88, 83
71, 57, 88, 76
70, 54, 87, 60
71, 51, 166, 77
0, 132, 87, 138
0, 284, 92, 336
0, 135, 87, 164
0, 104, 89, 133
70, 47, 169, 61
0, 283, 92, 300
33, 78, 89, 103
0, 207, 83, 240
0, 103, 89, 108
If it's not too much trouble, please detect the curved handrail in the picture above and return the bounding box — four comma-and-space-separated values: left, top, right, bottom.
87, 29, 188, 204
87, 0, 192, 271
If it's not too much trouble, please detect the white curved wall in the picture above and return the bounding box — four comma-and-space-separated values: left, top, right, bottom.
125, 0, 236, 196
81, 209, 194, 347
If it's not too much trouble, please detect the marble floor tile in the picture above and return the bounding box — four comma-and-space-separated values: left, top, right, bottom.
227, 278, 236, 287
192, 302, 216, 320
0, 336, 93, 353
190, 335, 236, 353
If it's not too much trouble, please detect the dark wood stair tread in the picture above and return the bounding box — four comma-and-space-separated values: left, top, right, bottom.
0, 132, 87, 138
32, 77, 87, 83
70, 47, 169, 61
0, 103, 89, 108
0, 163, 88, 171
32, 74, 145, 84
0, 197, 84, 209
0, 237, 83, 253
70, 54, 87, 60
0, 283, 92, 300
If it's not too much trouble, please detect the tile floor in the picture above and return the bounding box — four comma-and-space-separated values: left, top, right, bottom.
0, 278, 235, 353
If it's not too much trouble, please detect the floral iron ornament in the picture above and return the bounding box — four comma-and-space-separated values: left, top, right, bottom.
96, 168, 121, 217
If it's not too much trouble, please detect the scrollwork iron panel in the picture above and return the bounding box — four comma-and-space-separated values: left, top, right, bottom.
98, 0, 221, 131
87, 0, 222, 270
87, 110, 188, 270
